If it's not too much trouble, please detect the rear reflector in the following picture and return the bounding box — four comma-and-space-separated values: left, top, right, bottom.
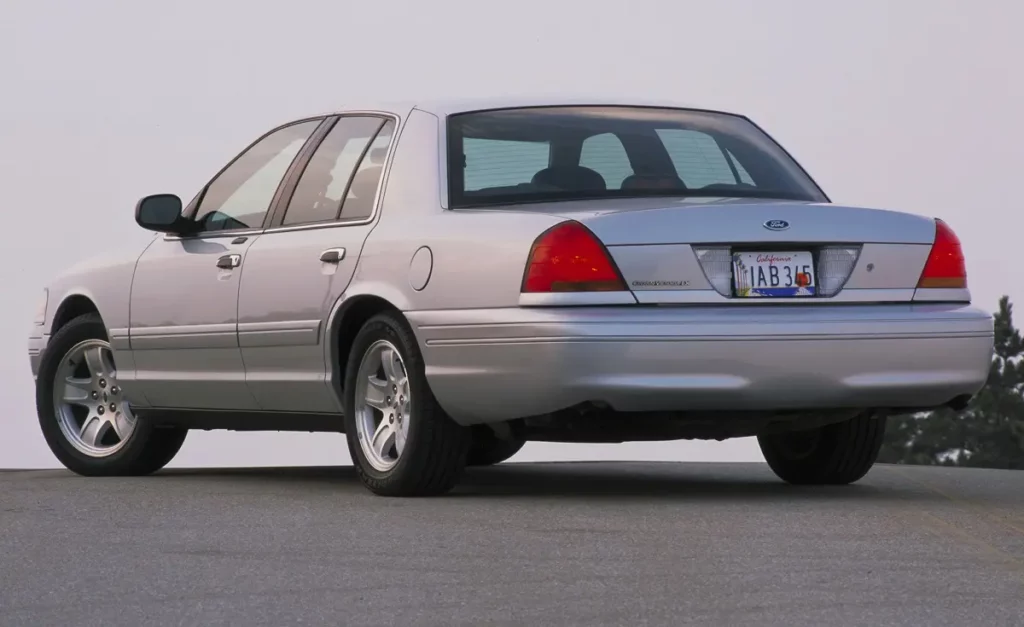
693, 247, 732, 297
817, 247, 860, 297
521, 221, 627, 293
917, 219, 967, 289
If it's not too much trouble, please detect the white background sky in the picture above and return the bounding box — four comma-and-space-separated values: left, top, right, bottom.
1, 0, 1020, 468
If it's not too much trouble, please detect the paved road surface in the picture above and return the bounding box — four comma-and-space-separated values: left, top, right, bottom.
2, 462, 1022, 626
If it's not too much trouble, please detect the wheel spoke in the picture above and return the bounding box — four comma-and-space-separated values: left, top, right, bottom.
79, 415, 105, 447
83, 346, 110, 378
364, 377, 390, 411
370, 419, 396, 459
62, 378, 94, 405
111, 412, 133, 441
394, 423, 407, 456
380, 348, 404, 385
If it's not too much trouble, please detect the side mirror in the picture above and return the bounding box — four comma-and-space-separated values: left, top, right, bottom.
134, 194, 191, 234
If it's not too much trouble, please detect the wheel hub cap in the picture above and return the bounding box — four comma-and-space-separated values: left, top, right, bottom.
353, 340, 411, 472
52, 339, 137, 457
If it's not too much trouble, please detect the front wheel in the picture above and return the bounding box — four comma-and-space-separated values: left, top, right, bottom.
35, 313, 188, 476
343, 312, 471, 496
758, 413, 887, 485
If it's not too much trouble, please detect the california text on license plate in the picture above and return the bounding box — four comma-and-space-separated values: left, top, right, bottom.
733, 251, 816, 297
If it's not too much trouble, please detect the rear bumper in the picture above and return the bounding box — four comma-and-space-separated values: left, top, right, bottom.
408, 303, 994, 425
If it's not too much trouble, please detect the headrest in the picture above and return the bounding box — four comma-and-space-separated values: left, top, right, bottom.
349, 166, 383, 197
620, 173, 685, 190
531, 166, 607, 192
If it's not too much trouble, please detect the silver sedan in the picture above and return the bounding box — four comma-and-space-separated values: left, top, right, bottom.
27, 98, 994, 496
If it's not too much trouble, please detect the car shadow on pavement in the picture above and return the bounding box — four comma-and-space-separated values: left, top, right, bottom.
452, 461, 923, 502
154, 461, 930, 503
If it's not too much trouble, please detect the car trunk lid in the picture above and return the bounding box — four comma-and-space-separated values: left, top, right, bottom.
534, 197, 939, 304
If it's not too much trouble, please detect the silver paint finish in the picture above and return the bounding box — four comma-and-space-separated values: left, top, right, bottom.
408, 246, 433, 291
541, 198, 938, 245
28, 98, 994, 441
32, 246, 147, 406
609, 241, 942, 305
409, 303, 994, 424
842, 243, 932, 289
609, 244, 708, 291
237, 225, 374, 412
914, 287, 973, 302
629, 287, 919, 305
129, 235, 260, 409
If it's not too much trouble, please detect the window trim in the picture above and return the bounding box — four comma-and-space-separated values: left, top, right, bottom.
262, 111, 403, 234
441, 104, 832, 210
164, 116, 331, 241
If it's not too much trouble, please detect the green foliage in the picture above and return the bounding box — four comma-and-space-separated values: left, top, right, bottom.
878, 296, 1024, 469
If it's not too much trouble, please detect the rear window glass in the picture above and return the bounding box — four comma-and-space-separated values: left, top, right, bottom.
464, 138, 549, 190
446, 106, 826, 208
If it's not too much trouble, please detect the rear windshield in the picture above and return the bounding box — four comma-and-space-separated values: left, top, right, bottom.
446, 106, 828, 208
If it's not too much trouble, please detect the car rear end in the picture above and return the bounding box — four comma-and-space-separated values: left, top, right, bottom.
416, 103, 994, 427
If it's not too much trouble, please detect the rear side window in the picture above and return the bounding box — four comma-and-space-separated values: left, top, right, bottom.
341, 120, 395, 220
282, 116, 393, 226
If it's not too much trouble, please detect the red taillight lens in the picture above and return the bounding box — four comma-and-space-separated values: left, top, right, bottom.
917, 219, 967, 289
521, 221, 626, 293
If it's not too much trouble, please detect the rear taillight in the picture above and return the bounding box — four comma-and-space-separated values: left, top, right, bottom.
917, 219, 967, 289
521, 221, 626, 293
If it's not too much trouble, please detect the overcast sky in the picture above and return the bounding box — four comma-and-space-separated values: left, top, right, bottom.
1, 0, 1020, 468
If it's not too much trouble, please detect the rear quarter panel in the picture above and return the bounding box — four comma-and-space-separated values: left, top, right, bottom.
346, 108, 564, 315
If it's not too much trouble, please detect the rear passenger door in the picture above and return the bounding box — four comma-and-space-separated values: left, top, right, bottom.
236, 114, 397, 413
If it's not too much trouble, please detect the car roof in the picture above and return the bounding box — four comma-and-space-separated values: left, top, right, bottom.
311, 96, 743, 120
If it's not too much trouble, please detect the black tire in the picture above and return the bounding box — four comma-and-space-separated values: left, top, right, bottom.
36, 313, 188, 476
342, 311, 471, 496
467, 428, 526, 466
758, 413, 887, 485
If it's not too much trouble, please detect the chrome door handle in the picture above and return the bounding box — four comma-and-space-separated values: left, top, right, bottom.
320, 248, 346, 263
216, 253, 241, 269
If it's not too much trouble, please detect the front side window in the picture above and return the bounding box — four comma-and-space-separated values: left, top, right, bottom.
193, 119, 320, 232
282, 116, 394, 226
446, 106, 826, 208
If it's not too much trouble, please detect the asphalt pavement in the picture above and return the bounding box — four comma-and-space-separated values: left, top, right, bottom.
1, 461, 1022, 627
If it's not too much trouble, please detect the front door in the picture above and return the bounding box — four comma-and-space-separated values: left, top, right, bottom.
236, 115, 397, 412
128, 118, 324, 409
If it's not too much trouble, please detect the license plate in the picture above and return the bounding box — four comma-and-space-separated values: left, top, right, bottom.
733, 251, 816, 297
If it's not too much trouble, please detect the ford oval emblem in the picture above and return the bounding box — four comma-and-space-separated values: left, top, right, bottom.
763, 219, 790, 231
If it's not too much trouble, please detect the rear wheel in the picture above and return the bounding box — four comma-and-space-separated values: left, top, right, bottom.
758, 413, 886, 485
35, 313, 188, 476
343, 311, 471, 496
467, 429, 525, 466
